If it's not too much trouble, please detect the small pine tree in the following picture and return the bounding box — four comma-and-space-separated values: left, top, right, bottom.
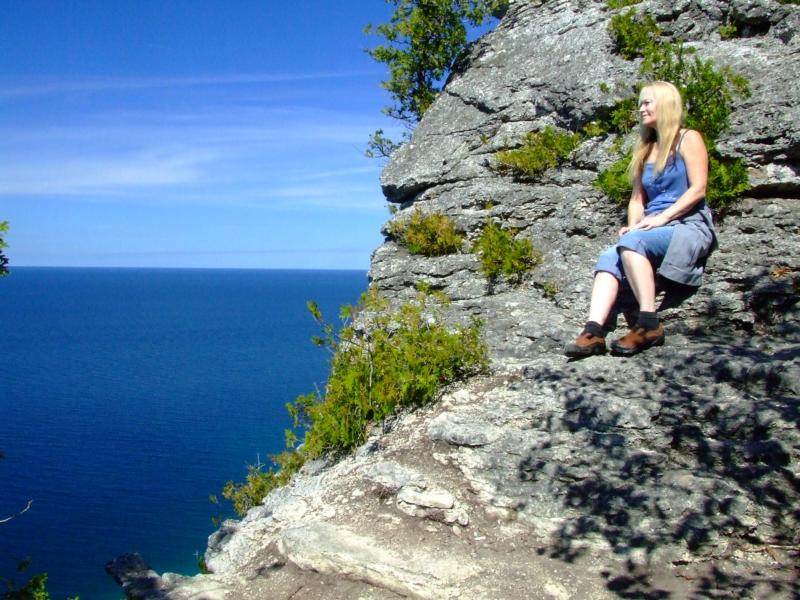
0, 221, 9, 277
364, 0, 508, 156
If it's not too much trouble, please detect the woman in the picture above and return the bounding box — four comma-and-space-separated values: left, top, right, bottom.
565, 81, 716, 357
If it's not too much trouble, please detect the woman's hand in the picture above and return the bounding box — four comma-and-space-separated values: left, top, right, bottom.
630, 213, 670, 231
619, 214, 669, 236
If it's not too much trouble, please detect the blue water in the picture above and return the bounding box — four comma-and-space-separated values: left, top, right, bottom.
0, 267, 367, 599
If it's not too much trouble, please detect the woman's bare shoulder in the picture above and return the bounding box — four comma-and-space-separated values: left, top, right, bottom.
679, 129, 707, 154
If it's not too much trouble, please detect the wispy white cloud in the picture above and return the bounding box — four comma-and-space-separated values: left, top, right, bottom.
0, 103, 391, 204
300, 166, 380, 180
0, 71, 400, 213
0, 70, 378, 100
253, 183, 382, 210
0, 147, 216, 195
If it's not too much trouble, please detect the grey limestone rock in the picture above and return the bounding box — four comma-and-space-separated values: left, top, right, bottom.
372, 0, 800, 339
427, 411, 502, 446
276, 521, 476, 600
361, 460, 425, 493
396, 485, 455, 510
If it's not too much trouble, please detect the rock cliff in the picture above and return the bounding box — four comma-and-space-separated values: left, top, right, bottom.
108, 1, 799, 598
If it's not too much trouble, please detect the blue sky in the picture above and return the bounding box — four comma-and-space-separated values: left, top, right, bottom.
0, 1, 406, 269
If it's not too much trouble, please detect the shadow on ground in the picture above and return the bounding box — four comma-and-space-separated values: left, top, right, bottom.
515, 330, 799, 598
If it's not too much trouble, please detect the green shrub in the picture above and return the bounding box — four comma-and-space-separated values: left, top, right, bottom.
608, 9, 661, 60
541, 281, 559, 298
0, 221, 8, 277
707, 153, 750, 212
588, 96, 640, 136
388, 208, 464, 256
582, 121, 606, 137
223, 289, 487, 516
643, 42, 750, 142
0, 568, 79, 600
472, 220, 541, 282
719, 23, 738, 39
594, 14, 752, 211
594, 151, 633, 205
495, 126, 581, 178
222, 460, 287, 517
607, 0, 642, 7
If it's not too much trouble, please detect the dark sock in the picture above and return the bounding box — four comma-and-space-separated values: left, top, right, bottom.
583, 320, 606, 337
636, 311, 659, 330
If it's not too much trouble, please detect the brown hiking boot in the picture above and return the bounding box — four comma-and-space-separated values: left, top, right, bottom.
610, 324, 665, 356
564, 331, 607, 358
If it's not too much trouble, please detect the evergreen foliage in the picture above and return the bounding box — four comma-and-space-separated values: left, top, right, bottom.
388, 208, 464, 256
495, 126, 582, 178
223, 289, 487, 516
2, 572, 49, 600
595, 151, 634, 205
588, 96, 640, 135
471, 220, 541, 282
365, 129, 402, 159
1, 568, 79, 600
364, 0, 507, 156
594, 11, 751, 212
707, 153, 751, 210
608, 9, 661, 60
642, 42, 749, 142
0, 221, 9, 277
541, 281, 559, 298
607, 0, 642, 7
718, 23, 739, 39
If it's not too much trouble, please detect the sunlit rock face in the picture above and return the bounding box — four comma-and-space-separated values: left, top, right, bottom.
110, 2, 799, 598
376, 0, 799, 335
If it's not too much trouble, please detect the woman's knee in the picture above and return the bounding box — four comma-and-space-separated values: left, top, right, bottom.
594, 246, 623, 280
619, 228, 674, 262
597, 246, 621, 268
620, 248, 656, 281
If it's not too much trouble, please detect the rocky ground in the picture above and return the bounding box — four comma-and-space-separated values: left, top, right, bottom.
108, 305, 799, 599
108, 0, 799, 597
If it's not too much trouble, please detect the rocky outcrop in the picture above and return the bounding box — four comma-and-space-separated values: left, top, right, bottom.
110, 0, 799, 598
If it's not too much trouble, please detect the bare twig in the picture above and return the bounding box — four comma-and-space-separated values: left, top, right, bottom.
0, 499, 33, 524
286, 585, 304, 599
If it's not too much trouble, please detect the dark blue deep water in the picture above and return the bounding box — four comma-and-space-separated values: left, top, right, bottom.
0, 267, 367, 599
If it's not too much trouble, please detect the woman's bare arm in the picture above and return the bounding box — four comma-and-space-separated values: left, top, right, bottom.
619, 176, 646, 236
630, 130, 708, 230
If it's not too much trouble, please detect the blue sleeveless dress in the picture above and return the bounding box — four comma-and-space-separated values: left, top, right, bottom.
642, 153, 692, 216
594, 150, 693, 281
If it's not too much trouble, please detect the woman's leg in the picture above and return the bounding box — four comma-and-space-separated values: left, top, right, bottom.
564, 246, 621, 357
620, 249, 656, 312
610, 246, 665, 355
588, 271, 620, 326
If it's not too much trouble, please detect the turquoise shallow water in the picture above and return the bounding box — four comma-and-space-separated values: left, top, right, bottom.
0, 267, 367, 599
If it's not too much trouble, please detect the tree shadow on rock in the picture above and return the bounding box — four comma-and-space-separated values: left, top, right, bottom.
516, 333, 800, 598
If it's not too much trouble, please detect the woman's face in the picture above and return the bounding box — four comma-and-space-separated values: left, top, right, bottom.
638, 90, 657, 128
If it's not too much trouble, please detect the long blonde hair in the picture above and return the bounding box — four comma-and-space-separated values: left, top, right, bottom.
627, 81, 684, 183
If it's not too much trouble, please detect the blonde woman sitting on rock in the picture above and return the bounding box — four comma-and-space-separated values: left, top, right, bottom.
565, 80, 716, 358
